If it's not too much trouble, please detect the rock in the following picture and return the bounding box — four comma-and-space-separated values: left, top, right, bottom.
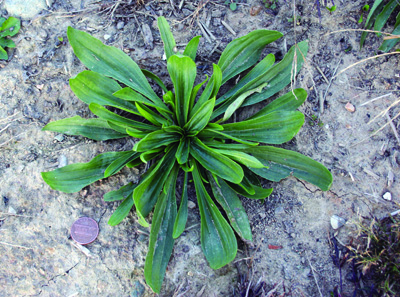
141, 24, 154, 49
131, 280, 145, 297
54, 134, 64, 142
330, 215, 346, 229
302, 267, 311, 277
383, 192, 392, 201
117, 21, 125, 30
104, 34, 112, 41
345, 102, 355, 113
275, 206, 285, 216
187, 201, 196, 209
8, 206, 17, 214
58, 155, 68, 168
4, 0, 47, 19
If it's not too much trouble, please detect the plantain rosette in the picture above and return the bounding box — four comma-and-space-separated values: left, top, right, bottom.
41, 17, 332, 293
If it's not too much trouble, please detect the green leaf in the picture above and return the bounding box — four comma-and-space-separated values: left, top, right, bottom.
41, 151, 125, 193
126, 127, 148, 138
190, 137, 244, 184
374, 0, 398, 36
0, 45, 8, 60
167, 55, 197, 126
360, 0, 385, 48
191, 64, 222, 117
69, 71, 139, 114
67, 27, 161, 104
199, 129, 259, 146
140, 147, 163, 163
379, 11, 400, 52
184, 98, 215, 133
221, 111, 305, 144
0, 38, 15, 48
135, 102, 167, 126
89, 103, 158, 132
133, 147, 177, 226
0, 17, 20, 38
173, 171, 189, 238
249, 89, 307, 119
0, 18, 6, 27
142, 69, 168, 93
242, 146, 333, 191
218, 30, 282, 83
104, 182, 137, 201
104, 151, 140, 178
227, 181, 273, 200
208, 172, 252, 241
42, 116, 129, 140
157, 16, 176, 60
230, 2, 237, 11
183, 36, 201, 61
192, 163, 237, 269
213, 149, 265, 168
134, 130, 180, 152
176, 138, 190, 165
108, 195, 135, 226
189, 75, 208, 113
113, 87, 172, 115
145, 165, 178, 293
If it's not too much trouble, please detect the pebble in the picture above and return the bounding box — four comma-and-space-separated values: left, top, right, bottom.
141, 24, 154, 49
104, 34, 112, 41
275, 206, 285, 216
383, 192, 392, 201
330, 215, 346, 229
187, 201, 196, 209
345, 102, 355, 113
4, 0, 47, 19
8, 206, 17, 214
54, 134, 65, 142
117, 21, 125, 30
58, 155, 68, 168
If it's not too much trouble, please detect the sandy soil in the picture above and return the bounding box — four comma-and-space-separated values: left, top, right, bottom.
0, 0, 399, 296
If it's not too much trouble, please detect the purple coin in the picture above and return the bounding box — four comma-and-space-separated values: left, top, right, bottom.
71, 217, 99, 245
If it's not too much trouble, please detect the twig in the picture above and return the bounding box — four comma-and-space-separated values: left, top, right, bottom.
333, 52, 400, 80
0, 124, 10, 134
266, 281, 283, 297
323, 54, 342, 103
0, 241, 33, 249
0, 111, 21, 124
385, 113, 400, 145
313, 63, 329, 84
0, 212, 33, 218
199, 21, 216, 40
305, 252, 323, 297
360, 93, 392, 106
221, 20, 236, 36
326, 28, 400, 37
197, 20, 212, 43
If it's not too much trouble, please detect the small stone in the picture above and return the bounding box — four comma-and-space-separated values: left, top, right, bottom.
383, 192, 392, 201
117, 21, 125, 30
54, 134, 64, 142
141, 24, 154, 49
290, 233, 296, 238
58, 155, 68, 168
345, 102, 355, 113
4, 0, 47, 19
8, 206, 17, 214
104, 34, 112, 41
187, 201, 196, 209
275, 206, 285, 216
302, 267, 311, 277
330, 215, 346, 229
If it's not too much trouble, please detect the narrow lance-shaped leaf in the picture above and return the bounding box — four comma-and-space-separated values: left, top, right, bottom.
176, 138, 190, 165
142, 69, 168, 93
374, 0, 398, 36
221, 110, 305, 144
213, 148, 265, 168
241, 146, 333, 191
41, 151, 127, 193
104, 182, 137, 202
134, 130, 181, 152
173, 171, 189, 238
207, 172, 252, 241
360, 0, 385, 48
190, 137, 244, 184
0, 17, 20, 38
167, 55, 197, 126
218, 30, 282, 83
104, 151, 140, 178
67, 27, 163, 105
183, 36, 201, 61
184, 98, 215, 134
42, 116, 129, 140
192, 162, 237, 269
108, 194, 135, 226
144, 164, 178, 293
157, 16, 176, 60
69, 71, 139, 114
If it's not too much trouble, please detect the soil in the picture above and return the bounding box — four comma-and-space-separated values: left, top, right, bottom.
1, 0, 399, 296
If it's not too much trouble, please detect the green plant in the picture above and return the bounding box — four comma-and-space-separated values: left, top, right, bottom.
360, 0, 400, 52
326, 5, 337, 13
263, 0, 278, 10
41, 17, 332, 293
351, 214, 400, 296
358, 4, 370, 24
0, 17, 20, 60
225, 0, 237, 11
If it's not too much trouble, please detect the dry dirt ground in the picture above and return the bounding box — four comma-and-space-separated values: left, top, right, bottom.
0, 0, 399, 296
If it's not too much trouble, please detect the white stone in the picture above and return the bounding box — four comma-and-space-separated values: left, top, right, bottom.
187, 201, 196, 209
5, 0, 47, 19
330, 215, 346, 229
104, 34, 112, 41
8, 206, 17, 214
383, 192, 392, 201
